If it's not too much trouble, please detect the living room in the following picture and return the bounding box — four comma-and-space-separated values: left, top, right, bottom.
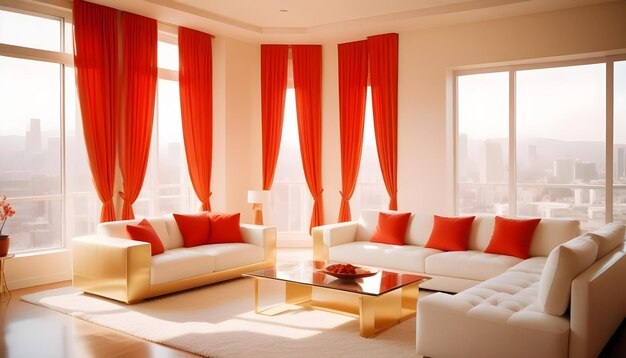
1, 0, 625, 357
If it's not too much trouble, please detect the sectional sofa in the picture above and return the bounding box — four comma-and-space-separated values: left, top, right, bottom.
312, 210, 626, 357
72, 214, 276, 303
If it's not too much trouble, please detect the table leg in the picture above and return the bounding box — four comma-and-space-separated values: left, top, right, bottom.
358, 289, 402, 338
0, 259, 9, 298
254, 278, 260, 313
285, 282, 312, 305
401, 282, 419, 318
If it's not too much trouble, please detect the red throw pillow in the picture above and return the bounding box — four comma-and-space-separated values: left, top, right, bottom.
208, 213, 244, 244
370, 212, 412, 245
173, 212, 211, 247
484, 216, 541, 259
425, 215, 476, 251
126, 219, 165, 256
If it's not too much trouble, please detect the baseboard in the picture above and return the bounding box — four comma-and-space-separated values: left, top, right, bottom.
8, 273, 72, 290
5, 249, 72, 290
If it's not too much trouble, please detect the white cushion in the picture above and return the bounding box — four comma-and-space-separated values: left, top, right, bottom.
466, 215, 497, 251
329, 241, 440, 272
425, 250, 522, 281
529, 218, 581, 257
405, 214, 434, 246
150, 248, 215, 285
189, 243, 264, 271
162, 214, 185, 250
538, 234, 598, 316
355, 209, 381, 242
589, 223, 625, 260
145, 217, 170, 247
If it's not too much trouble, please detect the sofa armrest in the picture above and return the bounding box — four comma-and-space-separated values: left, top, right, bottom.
240, 224, 276, 265
570, 243, 626, 358
312, 221, 358, 261
72, 235, 151, 303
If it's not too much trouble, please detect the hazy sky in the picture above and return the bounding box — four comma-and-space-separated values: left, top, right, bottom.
458, 61, 626, 143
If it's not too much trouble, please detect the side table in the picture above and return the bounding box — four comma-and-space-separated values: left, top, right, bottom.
0, 254, 15, 298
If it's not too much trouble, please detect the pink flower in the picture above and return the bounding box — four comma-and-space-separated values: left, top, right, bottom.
0, 194, 15, 236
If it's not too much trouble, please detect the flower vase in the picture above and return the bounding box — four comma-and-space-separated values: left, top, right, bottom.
0, 235, 9, 257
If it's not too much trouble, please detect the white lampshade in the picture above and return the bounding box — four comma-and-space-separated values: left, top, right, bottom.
247, 190, 270, 204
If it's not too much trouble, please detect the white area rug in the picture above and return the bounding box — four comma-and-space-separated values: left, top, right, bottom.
22, 277, 422, 357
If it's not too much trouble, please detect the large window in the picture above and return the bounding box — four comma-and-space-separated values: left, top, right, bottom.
134, 32, 195, 217
352, 87, 386, 217
0, 7, 195, 254
0, 6, 96, 252
271, 88, 312, 236
456, 57, 625, 230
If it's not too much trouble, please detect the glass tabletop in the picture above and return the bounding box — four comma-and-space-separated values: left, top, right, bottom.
244, 261, 430, 297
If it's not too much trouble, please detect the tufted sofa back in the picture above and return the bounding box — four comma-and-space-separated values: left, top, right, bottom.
355, 210, 581, 257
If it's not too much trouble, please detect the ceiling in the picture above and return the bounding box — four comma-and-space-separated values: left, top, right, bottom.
91, 0, 617, 43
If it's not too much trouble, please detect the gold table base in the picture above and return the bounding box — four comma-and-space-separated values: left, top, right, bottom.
253, 278, 420, 338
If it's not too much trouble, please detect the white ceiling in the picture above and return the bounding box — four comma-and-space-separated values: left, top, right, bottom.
92, 0, 618, 43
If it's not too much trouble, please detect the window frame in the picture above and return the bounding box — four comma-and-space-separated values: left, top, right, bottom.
453, 53, 626, 225
0, 2, 73, 254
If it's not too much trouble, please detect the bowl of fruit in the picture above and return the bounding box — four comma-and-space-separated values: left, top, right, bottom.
323, 263, 378, 279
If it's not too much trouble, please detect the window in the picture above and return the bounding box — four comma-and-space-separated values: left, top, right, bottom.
516, 64, 605, 228
352, 87, 386, 217
271, 88, 312, 236
134, 33, 195, 217
457, 72, 509, 215
0, 9, 61, 51
0, 6, 86, 252
456, 57, 624, 230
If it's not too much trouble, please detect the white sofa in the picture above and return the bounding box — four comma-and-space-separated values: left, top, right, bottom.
313, 210, 580, 293
312, 210, 626, 357
73, 214, 276, 303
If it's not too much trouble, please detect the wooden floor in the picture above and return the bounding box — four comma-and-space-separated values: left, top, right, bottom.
1, 248, 624, 358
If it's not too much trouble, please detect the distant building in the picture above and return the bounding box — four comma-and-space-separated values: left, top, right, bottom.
554, 158, 575, 183
575, 162, 597, 183
458, 133, 468, 181
618, 147, 626, 180
25, 118, 42, 152
485, 139, 505, 183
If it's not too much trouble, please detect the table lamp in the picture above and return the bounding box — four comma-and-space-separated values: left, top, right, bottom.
247, 190, 270, 225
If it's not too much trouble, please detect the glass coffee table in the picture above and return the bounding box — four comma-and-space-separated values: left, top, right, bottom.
244, 261, 430, 338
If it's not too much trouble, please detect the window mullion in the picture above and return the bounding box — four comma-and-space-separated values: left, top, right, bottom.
509, 70, 517, 217
60, 62, 67, 247
453, 74, 459, 215
606, 61, 614, 223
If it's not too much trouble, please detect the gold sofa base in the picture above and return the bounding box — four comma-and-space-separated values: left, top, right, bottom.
73, 226, 276, 304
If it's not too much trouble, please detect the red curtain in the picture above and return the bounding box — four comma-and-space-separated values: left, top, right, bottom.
261, 45, 289, 190
179, 27, 213, 211
73, 0, 118, 222
118, 13, 158, 220
368, 33, 399, 210
292, 45, 323, 232
337, 40, 368, 222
